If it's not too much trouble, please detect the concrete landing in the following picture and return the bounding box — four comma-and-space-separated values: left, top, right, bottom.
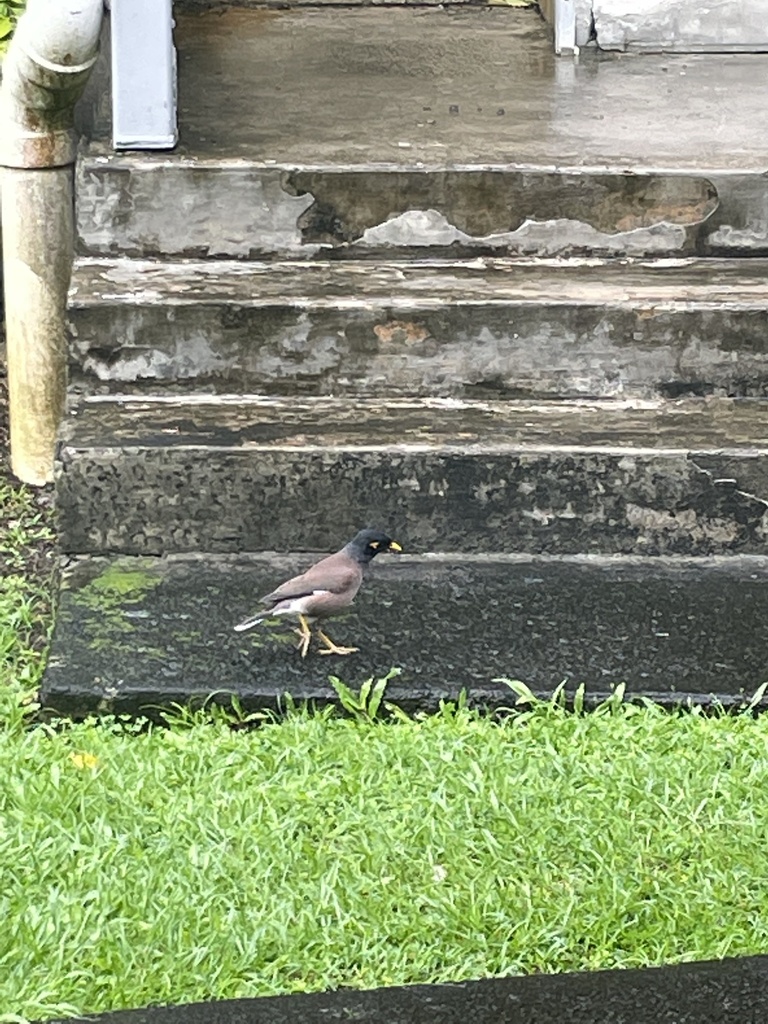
158, 9, 768, 170
40, 552, 768, 718
69, 256, 768, 398
55, 394, 768, 556
76, 8, 768, 258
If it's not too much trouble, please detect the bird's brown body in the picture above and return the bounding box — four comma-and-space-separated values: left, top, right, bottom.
234, 529, 402, 656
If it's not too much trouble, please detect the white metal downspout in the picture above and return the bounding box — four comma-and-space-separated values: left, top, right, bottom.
554, 0, 579, 54
0, 0, 103, 485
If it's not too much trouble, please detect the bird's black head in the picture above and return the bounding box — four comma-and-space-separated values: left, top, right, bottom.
345, 528, 402, 565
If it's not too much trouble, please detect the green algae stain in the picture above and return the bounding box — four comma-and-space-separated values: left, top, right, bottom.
71, 561, 163, 650
86, 563, 162, 600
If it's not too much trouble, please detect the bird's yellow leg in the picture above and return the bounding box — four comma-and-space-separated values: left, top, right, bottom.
294, 614, 313, 658
316, 629, 359, 656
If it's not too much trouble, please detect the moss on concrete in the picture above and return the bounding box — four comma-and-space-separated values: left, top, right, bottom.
70, 559, 163, 651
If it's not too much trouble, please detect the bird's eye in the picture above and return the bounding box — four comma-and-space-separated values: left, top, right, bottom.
369, 540, 380, 549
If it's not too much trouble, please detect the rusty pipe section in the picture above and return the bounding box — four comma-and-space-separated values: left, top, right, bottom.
0, 0, 103, 484
0, 0, 103, 168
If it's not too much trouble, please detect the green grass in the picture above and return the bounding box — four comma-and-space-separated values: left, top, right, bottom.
0, 477, 55, 725
3, 691, 768, 1021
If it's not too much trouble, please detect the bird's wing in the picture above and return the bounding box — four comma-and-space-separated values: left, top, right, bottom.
261, 555, 361, 605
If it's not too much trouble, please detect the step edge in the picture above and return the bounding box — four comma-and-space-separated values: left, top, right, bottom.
65, 393, 767, 410
68, 256, 768, 310
56, 550, 768, 571
57, 444, 768, 457
70, 254, 768, 273
77, 150, 768, 178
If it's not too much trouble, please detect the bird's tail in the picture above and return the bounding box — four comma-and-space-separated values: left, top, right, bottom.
233, 614, 264, 633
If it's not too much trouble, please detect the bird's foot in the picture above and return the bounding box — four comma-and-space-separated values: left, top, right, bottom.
316, 630, 358, 657
319, 644, 359, 656
293, 629, 311, 658
294, 615, 313, 658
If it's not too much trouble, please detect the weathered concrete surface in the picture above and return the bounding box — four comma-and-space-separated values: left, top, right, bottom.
69, 256, 768, 398
592, 0, 768, 52
705, 175, 768, 256
76, 161, 718, 259
40, 956, 768, 1024
55, 394, 768, 555
41, 552, 768, 718
77, 163, 317, 258
75, 8, 768, 258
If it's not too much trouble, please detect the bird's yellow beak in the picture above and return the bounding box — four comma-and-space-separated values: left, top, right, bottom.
389, 540, 403, 552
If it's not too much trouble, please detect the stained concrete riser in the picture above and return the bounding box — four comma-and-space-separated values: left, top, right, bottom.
68, 257, 768, 399
54, 446, 768, 557
55, 395, 768, 555
69, 299, 768, 400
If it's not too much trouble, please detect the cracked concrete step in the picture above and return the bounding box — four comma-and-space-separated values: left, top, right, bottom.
56, 393, 768, 556
69, 257, 768, 400
76, 156, 725, 261
75, 8, 768, 260
40, 552, 768, 718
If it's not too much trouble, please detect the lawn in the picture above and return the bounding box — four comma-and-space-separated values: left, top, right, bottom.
3, 366, 768, 1022
4, 689, 768, 1021
0, 476, 55, 710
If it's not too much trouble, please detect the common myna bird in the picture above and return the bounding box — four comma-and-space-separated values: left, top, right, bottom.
234, 529, 402, 657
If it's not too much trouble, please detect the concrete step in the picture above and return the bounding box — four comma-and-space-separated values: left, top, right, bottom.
40, 551, 768, 718
69, 256, 768, 399
55, 393, 768, 556
75, 8, 768, 260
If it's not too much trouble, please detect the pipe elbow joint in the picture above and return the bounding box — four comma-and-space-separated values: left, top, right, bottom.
0, 0, 104, 168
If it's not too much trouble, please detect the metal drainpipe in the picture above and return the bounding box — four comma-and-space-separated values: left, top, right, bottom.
0, 0, 103, 485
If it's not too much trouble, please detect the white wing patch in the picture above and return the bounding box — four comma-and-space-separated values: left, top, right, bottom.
273, 590, 333, 616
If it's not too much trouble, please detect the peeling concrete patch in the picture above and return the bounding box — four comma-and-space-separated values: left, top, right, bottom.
293, 170, 717, 258
79, 335, 230, 383
708, 226, 768, 253
360, 209, 688, 256
497, 217, 688, 256
355, 210, 463, 246
362, 210, 465, 247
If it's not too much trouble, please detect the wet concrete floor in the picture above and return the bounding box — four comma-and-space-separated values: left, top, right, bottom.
154, 7, 768, 169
